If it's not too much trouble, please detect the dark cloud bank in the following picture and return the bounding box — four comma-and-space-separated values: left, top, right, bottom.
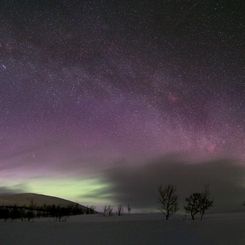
0, 184, 26, 195
104, 156, 245, 212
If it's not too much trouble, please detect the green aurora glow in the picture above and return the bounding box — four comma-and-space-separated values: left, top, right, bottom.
0, 177, 113, 206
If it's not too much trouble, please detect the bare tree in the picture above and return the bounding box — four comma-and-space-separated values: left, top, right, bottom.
199, 187, 213, 220
103, 205, 113, 216
127, 204, 131, 214
108, 206, 113, 216
103, 206, 108, 216
184, 193, 201, 220
158, 185, 178, 220
117, 204, 123, 216
185, 187, 213, 220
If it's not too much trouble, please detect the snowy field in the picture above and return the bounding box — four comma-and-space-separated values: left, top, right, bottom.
0, 213, 245, 245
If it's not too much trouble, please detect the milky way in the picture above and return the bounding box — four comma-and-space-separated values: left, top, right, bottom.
0, 1, 244, 205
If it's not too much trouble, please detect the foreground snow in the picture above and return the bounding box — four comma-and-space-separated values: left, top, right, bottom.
0, 213, 245, 244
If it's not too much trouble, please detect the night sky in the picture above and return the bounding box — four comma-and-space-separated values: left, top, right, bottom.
0, 0, 245, 209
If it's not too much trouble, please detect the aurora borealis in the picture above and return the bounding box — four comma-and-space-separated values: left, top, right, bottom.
0, 1, 244, 209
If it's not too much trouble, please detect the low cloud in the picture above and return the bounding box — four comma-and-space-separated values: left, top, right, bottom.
104, 156, 245, 212
0, 184, 26, 195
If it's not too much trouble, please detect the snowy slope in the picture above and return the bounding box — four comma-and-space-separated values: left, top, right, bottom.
0, 213, 245, 244
0, 193, 84, 208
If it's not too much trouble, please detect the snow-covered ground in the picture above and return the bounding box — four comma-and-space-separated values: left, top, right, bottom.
0, 213, 245, 244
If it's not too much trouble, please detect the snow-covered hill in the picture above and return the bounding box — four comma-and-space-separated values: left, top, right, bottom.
0, 193, 84, 208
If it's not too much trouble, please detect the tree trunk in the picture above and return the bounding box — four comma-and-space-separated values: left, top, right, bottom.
191, 212, 195, 220
200, 212, 204, 220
